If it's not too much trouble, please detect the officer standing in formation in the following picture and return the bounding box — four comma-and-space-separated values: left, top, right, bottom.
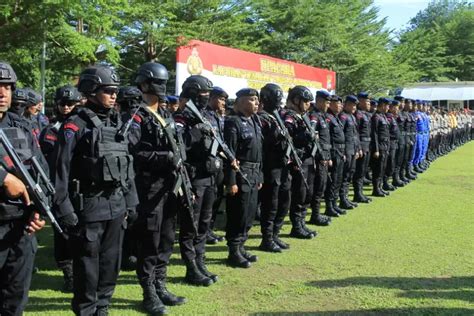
0, 61, 46, 316
1, 55, 471, 315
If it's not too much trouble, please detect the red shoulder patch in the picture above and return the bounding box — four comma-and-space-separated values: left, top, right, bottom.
3, 156, 14, 168
132, 114, 142, 123
64, 122, 79, 132
45, 134, 57, 141
284, 115, 294, 124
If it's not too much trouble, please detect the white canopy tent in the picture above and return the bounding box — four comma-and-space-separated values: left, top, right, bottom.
401, 82, 474, 101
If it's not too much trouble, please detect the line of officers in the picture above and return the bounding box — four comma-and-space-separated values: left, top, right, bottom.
0, 61, 472, 316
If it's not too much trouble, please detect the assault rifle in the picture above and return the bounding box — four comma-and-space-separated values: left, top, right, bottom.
185, 100, 251, 186
271, 110, 310, 191
0, 129, 65, 236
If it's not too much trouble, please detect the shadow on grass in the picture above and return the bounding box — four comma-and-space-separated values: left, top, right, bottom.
307, 276, 474, 304
25, 296, 143, 313
250, 307, 474, 315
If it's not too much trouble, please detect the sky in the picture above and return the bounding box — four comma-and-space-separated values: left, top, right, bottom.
373, 0, 432, 32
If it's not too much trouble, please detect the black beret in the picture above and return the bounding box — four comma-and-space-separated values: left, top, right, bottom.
391, 100, 400, 106
370, 100, 378, 107
316, 90, 331, 100
378, 97, 390, 104
236, 88, 259, 98
394, 95, 404, 102
357, 92, 369, 99
210, 86, 229, 98
345, 95, 359, 104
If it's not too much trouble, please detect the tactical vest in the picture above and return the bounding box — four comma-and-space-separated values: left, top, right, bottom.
73, 108, 134, 191
0, 126, 33, 220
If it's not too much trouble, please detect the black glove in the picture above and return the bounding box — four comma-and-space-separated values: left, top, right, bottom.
58, 212, 78, 231
126, 209, 138, 227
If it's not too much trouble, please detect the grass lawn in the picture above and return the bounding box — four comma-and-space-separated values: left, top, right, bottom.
26, 142, 474, 315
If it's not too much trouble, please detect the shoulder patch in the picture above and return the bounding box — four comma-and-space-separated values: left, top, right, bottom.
64, 122, 79, 132
284, 115, 294, 124
132, 114, 142, 123
45, 134, 57, 141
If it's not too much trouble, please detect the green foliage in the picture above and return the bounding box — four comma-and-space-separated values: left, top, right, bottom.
0, 0, 472, 102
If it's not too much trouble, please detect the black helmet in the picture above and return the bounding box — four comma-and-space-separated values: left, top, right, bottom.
23, 88, 42, 107
181, 75, 213, 99
135, 62, 168, 97
0, 61, 17, 90
78, 65, 120, 95
288, 85, 313, 103
12, 88, 28, 104
55, 85, 82, 104
118, 86, 142, 103
260, 83, 283, 110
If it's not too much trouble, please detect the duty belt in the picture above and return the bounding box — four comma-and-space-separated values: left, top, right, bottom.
321, 144, 332, 150
333, 143, 345, 149
360, 137, 370, 142
240, 161, 261, 169
401, 132, 407, 136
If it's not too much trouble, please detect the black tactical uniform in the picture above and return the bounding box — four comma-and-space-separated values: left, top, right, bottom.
338, 95, 360, 210
39, 85, 82, 292
394, 96, 408, 185
370, 99, 391, 197
325, 105, 346, 217
353, 93, 372, 203
53, 66, 138, 315
174, 75, 219, 286
225, 88, 263, 268
21, 88, 44, 140
307, 95, 333, 226
0, 62, 46, 316
402, 101, 417, 180
384, 102, 401, 191
257, 83, 291, 252
130, 62, 186, 315
280, 86, 317, 239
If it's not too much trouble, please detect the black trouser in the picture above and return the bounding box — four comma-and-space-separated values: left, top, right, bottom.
402, 138, 415, 173
325, 152, 344, 202
385, 142, 398, 179
311, 159, 328, 211
180, 178, 215, 261
340, 151, 356, 199
210, 169, 225, 230
371, 149, 389, 184
54, 229, 73, 269
225, 164, 260, 247
395, 141, 405, 175
260, 166, 290, 238
135, 177, 177, 285
289, 160, 313, 224
0, 220, 37, 316
71, 214, 126, 315
353, 148, 370, 190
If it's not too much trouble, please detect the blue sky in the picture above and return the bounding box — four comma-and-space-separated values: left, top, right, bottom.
373, 0, 432, 32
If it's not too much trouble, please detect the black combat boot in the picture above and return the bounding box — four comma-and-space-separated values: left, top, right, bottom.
300, 218, 317, 237
94, 306, 109, 316
308, 201, 331, 226
324, 199, 340, 217
141, 283, 167, 315
227, 244, 251, 268
154, 279, 187, 306
353, 185, 371, 203
195, 254, 218, 283
184, 260, 213, 286
240, 243, 258, 262
339, 196, 355, 209
259, 234, 282, 253
290, 220, 314, 239
372, 179, 386, 197
273, 227, 290, 249
59, 261, 73, 293
332, 199, 347, 215
382, 178, 395, 191
392, 172, 405, 187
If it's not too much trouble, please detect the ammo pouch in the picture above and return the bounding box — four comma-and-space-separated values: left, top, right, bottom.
205, 156, 223, 174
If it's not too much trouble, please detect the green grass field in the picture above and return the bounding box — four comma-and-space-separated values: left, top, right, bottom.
26, 142, 474, 315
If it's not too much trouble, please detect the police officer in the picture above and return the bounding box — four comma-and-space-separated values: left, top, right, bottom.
339, 95, 360, 209
401, 98, 417, 181
39, 85, 81, 292
129, 62, 186, 315
325, 95, 347, 216
9, 87, 28, 116
206, 87, 228, 245
258, 83, 292, 252
225, 88, 263, 268
280, 86, 317, 239
384, 100, 401, 191
0, 61, 47, 316
117, 86, 143, 114
353, 92, 372, 203
306, 91, 333, 226
174, 75, 219, 286
53, 65, 139, 315
370, 98, 391, 197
